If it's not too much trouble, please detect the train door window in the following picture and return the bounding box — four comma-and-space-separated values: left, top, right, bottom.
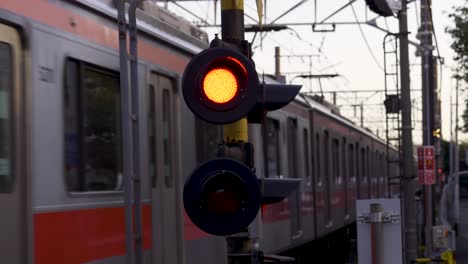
148, 85, 157, 187
371, 151, 375, 186
64, 59, 122, 192
0, 43, 12, 193
366, 147, 370, 184
342, 138, 346, 183
286, 118, 298, 178
324, 131, 331, 221
316, 133, 321, 185
360, 148, 366, 184
162, 88, 172, 187
332, 138, 340, 184
263, 118, 281, 178
381, 154, 385, 183
348, 144, 355, 183
303, 128, 311, 184
324, 133, 330, 182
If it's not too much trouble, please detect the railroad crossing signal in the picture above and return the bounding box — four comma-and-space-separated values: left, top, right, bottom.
182, 40, 302, 236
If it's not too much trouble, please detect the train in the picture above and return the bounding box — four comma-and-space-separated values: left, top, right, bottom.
0, 0, 400, 263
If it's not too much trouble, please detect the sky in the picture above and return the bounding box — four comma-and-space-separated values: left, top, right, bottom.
159, 0, 466, 146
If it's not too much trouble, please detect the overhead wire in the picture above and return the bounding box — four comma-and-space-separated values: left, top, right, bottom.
350, 1, 385, 71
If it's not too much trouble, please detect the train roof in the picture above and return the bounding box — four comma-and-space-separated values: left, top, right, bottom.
261, 74, 396, 150
74, 0, 208, 54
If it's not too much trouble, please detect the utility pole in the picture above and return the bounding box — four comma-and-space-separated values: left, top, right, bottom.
398, 0, 418, 262
455, 74, 460, 229
420, 0, 434, 255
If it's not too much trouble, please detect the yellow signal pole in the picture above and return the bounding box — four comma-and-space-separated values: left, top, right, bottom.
221, 0, 248, 143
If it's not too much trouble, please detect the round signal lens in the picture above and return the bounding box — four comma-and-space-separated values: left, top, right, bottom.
203, 68, 238, 104
201, 171, 246, 215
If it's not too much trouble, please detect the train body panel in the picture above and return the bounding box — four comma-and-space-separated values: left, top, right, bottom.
0, 1, 400, 263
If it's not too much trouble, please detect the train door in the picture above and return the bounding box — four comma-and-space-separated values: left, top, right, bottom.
287, 118, 302, 239
148, 73, 183, 264
0, 23, 26, 264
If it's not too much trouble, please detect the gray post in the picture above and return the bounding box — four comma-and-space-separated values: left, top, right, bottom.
370, 204, 384, 264
275, 46, 281, 78
128, 1, 145, 263
398, 0, 418, 262
360, 104, 364, 127
117, 1, 134, 263
420, 0, 433, 254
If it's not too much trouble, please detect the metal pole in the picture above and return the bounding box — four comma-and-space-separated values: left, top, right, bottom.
117, 1, 134, 263
370, 203, 384, 264
128, 1, 145, 263
220, 1, 253, 264
398, 0, 418, 262
275, 46, 280, 78
420, 0, 433, 255
360, 104, 364, 127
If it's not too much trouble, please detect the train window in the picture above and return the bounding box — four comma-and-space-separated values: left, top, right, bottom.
303, 128, 311, 184
332, 139, 339, 184
64, 59, 122, 192
348, 144, 355, 183
263, 118, 281, 178
0, 43, 12, 193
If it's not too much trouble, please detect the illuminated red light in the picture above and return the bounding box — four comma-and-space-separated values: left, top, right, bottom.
202, 68, 239, 104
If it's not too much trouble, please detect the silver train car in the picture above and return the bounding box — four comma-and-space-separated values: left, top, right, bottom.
0, 1, 399, 263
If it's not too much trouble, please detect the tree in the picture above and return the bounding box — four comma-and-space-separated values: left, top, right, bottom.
447, 2, 468, 82
447, 2, 468, 131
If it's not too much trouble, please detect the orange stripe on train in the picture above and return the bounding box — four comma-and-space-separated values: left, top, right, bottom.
34, 206, 152, 264
34, 205, 211, 264
0, 0, 189, 72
